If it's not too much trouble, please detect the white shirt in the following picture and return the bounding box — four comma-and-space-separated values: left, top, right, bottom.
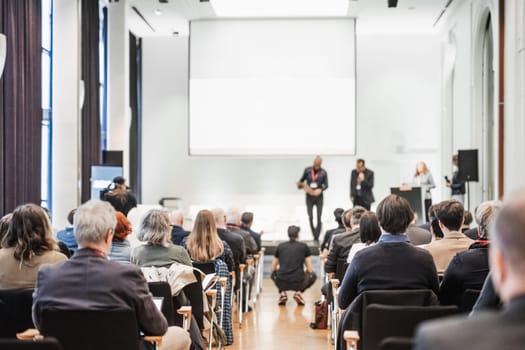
346, 242, 377, 264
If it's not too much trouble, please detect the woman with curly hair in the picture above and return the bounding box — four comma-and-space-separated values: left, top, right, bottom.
0, 204, 67, 289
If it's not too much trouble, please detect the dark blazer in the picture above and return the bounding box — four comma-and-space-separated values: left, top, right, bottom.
217, 228, 245, 268
240, 225, 262, 252
227, 224, 258, 255
464, 226, 479, 240
299, 167, 328, 193
321, 226, 345, 251
170, 225, 190, 246
406, 224, 432, 245
350, 168, 375, 206
32, 248, 167, 336
325, 228, 361, 274
415, 295, 525, 350
338, 239, 439, 309
439, 242, 490, 307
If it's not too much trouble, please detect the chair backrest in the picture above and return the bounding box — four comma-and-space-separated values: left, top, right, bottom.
0, 338, 63, 350
459, 289, 481, 313
378, 337, 414, 350
39, 309, 141, 350
192, 261, 216, 275
0, 289, 35, 338
363, 304, 458, 349
148, 281, 176, 326
338, 289, 439, 350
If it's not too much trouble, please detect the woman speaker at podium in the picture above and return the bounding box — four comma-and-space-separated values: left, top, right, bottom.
413, 161, 436, 221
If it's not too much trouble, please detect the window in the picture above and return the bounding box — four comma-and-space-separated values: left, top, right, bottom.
41, 0, 53, 209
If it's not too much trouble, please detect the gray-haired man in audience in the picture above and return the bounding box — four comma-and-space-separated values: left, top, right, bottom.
33, 201, 190, 350
415, 192, 525, 349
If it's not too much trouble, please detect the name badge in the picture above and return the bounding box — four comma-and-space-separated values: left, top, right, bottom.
310, 182, 318, 189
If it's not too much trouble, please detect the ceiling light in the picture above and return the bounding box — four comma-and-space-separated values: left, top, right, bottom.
211, 0, 349, 17
154, 8, 163, 15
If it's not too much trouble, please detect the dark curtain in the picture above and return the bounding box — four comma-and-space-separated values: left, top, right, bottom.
129, 32, 142, 202
80, 0, 101, 203
0, 0, 42, 215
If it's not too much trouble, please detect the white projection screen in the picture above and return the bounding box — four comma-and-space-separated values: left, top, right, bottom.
189, 18, 356, 156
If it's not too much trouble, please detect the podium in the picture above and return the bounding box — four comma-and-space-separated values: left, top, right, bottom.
390, 186, 425, 225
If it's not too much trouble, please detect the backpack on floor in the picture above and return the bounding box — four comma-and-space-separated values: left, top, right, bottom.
310, 299, 329, 329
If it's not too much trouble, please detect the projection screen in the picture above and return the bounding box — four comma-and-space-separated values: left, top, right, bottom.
189, 18, 356, 156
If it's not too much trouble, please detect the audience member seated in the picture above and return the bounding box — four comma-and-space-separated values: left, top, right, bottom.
463, 205, 482, 240
320, 208, 345, 259
423, 200, 474, 275
55, 209, 78, 252
226, 208, 258, 256
439, 200, 502, 307
0, 213, 12, 245
108, 211, 133, 263
239, 211, 263, 252
271, 225, 316, 306
102, 176, 138, 216
325, 207, 366, 278
471, 272, 502, 312
415, 192, 525, 349
0, 204, 67, 289
131, 209, 192, 267
461, 210, 473, 233
418, 204, 438, 231
32, 201, 190, 350
186, 209, 234, 345
338, 195, 439, 309
213, 208, 245, 272
406, 213, 432, 245
346, 212, 381, 264
170, 210, 190, 246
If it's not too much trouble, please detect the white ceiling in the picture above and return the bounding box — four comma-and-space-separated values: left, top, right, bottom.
128, 0, 452, 37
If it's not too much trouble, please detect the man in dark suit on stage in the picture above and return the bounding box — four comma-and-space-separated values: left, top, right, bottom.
415, 192, 525, 350
298, 156, 328, 243
350, 159, 374, 210
32, 201, 190, 350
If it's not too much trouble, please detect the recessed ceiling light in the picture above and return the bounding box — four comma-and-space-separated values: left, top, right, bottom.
211, 0, 349, 17
154, 9, 163, 15
408, 6, 416, 10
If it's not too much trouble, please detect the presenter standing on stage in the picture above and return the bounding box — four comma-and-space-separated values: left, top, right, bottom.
413, 161, 435, 221
350, 159, 375, 210
297, 156, 328, 244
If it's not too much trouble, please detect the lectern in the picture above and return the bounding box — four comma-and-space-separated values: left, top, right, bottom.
390, 186, 425, 225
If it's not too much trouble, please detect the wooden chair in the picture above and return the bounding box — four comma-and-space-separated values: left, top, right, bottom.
244, 257, 255, 312
344, 331, 359, 350
252, 254, 260, 306
205, 289, 217, 350
330, 278, 341, 348
238, 263, 246, 327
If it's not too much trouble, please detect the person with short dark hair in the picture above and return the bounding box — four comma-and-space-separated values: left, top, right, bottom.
461, 210, 473, 233
415, 192, 525, 349
423, 200, 474, 275
439, 200, 502, 307
102, 176, 137, 216
297, 156, 328, 243
0, 204, 67, 289
350, 159, 375, 210
271, 225, 316, 306
338, 195, 438, 309
56, 209, 78, 252
346, 212, 381, 264
239, 211, 263, 252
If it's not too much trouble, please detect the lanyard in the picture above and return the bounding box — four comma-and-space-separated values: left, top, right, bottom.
311, 168, 321, 182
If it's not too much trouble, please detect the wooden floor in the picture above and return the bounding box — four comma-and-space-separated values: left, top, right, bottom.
227, 279, 331, 350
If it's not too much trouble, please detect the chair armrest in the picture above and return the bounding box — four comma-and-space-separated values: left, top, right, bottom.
327, 272, 335, 280
239, 263, 246, 272
344, 330, 360, 350
330, 278, 340, 289
144, 336, 163, 349
177, 306, 192, 332
17, 328, 42, 341
218, 277, 228, 288
206, 289, 218, 308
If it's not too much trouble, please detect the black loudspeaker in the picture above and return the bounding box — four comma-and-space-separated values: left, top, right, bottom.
458, 149, 479, 182
102, 150, 123, 166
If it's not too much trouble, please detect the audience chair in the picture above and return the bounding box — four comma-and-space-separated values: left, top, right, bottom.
35, 308, 162, 350
258, 247, 266, 294
0, 338, 62, 350
245, 257, 255, 313
330, 278, 341, 348
148, 282, 176, 326
238, 263, 246, 328
343, 331, 359, 350
252, 254, 260, 306
377, 337, 414, 350
337, 289, 440, 350
343, 304, 458, 350
459, 289, 481, 313
205, 289, 217, 350
0, 289, 35, 338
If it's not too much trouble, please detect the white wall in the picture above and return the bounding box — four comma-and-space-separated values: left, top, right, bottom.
141, 31, 441, 239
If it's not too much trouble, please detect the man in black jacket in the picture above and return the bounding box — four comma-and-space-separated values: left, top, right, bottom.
213, 208, 245, 270
415, 193, 525, 350
338, 195, 439, 309
350, 159, 374, 210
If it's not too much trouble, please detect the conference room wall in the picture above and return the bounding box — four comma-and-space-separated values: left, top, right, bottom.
141, 31, 441, 236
